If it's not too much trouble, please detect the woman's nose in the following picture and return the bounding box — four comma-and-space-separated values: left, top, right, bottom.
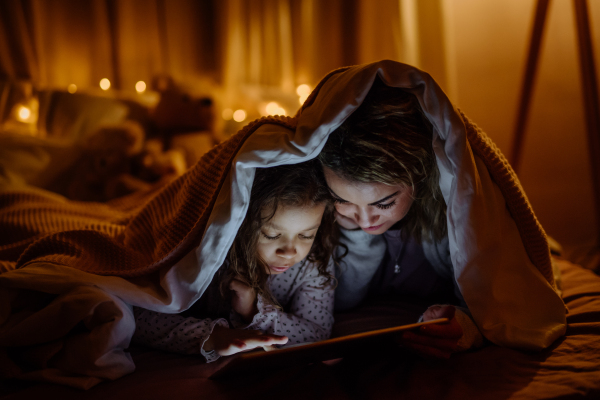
355, 207, 379, 228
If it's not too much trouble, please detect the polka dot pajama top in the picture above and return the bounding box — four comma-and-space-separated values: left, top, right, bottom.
132, 259, 335, 362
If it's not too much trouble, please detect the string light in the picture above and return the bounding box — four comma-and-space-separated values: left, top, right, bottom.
233, 109, 246, 122
135, 81, 146, 93
296, 84, 310, 97
266, 102, 280, 115
99, 78, 111, 90
222, 108, 233, 120
297, 84, 310, 105
17, 106, 31, 122
67, 84, 77, 94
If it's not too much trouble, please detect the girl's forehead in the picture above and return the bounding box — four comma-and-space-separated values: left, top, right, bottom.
263, 204, 325, 231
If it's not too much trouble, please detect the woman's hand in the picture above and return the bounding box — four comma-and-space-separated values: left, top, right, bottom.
229, 277, 258, 323
204, 325, 288, 356
334, 210, 361, 230
397, 305, 463, 359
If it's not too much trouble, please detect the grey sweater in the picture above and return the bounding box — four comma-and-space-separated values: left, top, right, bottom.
335, 228, 482, 351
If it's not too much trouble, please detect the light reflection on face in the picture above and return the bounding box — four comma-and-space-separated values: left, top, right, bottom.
323, 167, 414, 235
257, 204, 326, 274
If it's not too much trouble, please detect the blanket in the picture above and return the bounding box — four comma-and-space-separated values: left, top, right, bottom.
0, 60, 566, 388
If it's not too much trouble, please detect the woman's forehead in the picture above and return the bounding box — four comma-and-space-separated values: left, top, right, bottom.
323, 167, 404, 204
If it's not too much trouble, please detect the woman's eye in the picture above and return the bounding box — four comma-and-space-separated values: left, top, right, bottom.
333, 198, 349, 205
261, 233, 280, 240
300, 234, 315, 240
376, 200, 396, 210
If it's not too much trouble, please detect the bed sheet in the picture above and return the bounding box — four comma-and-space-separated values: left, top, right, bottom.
1, 258, 598, 400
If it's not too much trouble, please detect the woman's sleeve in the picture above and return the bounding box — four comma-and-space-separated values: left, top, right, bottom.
132, 307, 228, 362
231, 261, 335, 345
335, 228, 386, 311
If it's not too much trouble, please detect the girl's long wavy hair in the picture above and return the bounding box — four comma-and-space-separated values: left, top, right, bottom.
318, 77, 447, 242
221, 159, 338, 306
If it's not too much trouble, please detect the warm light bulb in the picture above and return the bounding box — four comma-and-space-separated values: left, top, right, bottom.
277, 107, 287, 116
265, 102, 279, 115
17, 106, 31, 121
233, 109, 247, 122
222, 108, 233, 120
67, 84, 77, 94
296, 84, 310, 97
99, 78, 111, 90
135, 81, 146, 93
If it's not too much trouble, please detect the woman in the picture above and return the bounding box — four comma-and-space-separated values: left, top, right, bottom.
308, 61, 566, 358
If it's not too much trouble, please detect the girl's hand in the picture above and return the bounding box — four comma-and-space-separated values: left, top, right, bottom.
229, 277, 258, 323
334, 210, 361, 230
397, 305, 463, 359
204, 325, 288, 356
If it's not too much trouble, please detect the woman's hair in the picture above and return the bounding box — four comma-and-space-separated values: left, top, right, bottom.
318, 77, 447, 242
222, 159, 338, 306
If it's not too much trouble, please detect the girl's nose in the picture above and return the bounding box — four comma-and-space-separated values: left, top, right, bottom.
355, 207, 379, 228
277, 243, 297, 259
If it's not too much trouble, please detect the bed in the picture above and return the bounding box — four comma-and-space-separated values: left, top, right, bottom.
0, 257, 598, 399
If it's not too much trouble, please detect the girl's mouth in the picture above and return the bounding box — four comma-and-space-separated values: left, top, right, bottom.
270, 265, 291, 273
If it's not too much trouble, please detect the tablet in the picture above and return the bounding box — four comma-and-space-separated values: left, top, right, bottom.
209, 317, 448, 379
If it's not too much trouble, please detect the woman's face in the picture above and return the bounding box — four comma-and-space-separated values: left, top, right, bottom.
323, 167, 414, 235
257, 203, 326, 274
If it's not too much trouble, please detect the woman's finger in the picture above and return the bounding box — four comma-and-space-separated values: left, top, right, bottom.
419, 320, 463, 339
400, 331, 458, 352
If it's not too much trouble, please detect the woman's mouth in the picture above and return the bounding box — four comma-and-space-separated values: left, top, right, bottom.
363, 223, 384, 232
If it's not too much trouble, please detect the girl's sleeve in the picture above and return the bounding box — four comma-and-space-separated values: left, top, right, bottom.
231, 261, 335, 345
132, 307, 228, 363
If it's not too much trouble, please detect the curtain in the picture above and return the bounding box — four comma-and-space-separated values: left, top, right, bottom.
0, 0, 449, 118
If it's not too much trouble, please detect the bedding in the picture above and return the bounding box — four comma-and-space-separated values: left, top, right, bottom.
1, 257, 598, 399
0, 59, 585, 393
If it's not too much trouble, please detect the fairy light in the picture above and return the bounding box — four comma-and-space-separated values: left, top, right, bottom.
222, 108, 233, 120
265, 102, 280, 115
99, 78, 111, 90
297, 84, 310, 105
277, 107, 287, 115
67, 84, 77, 94
17, 106, 31, 121
135, 81, 146, 93
233, 109, 246, 122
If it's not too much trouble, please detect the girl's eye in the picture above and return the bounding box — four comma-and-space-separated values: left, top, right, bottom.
300, 234, 315, 240
334, 198, 349, 205
262, 233, 280, 240
376, 200, 396, 210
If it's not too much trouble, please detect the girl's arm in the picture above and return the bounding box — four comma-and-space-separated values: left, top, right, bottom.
231, 260, 336, 345
132, 308, 288, 362
132, 307, 228, 362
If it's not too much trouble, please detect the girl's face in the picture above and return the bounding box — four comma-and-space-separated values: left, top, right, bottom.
323, 167, 414, 235
257, 203, 326, 274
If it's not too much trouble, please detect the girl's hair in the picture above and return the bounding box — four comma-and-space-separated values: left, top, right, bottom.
318, 77, 447, 242
223, 159, 338, 306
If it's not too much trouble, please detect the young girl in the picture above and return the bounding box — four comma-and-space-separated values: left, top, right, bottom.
132, 160, 338, 362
